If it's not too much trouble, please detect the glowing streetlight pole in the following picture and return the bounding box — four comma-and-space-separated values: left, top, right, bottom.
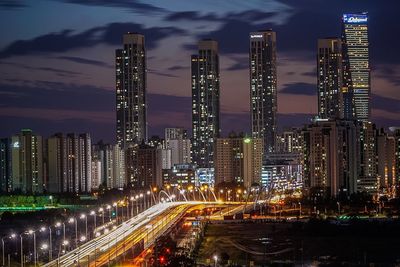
130, 197, 135, 217
90, 211, 97, 234
213, 255, 218, 267
99, 208, 105, 225
68, 217, 78, 248
27, 230, 37, 267
80, 214, 88, 240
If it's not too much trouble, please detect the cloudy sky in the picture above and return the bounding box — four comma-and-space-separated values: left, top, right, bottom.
0, 0, 399, 142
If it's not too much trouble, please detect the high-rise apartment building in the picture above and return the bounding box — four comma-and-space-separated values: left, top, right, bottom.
303, 120, 360, 197
358, 122, 378, 193
165, 128, 191, 166
390, 127, 400, 195
317, 38, 343, 119
11, 129, 43, 193
136, 144, 163, 188
376, 128, 396, 190
47, 133, 91, 193
342, 13, 370, 121
0, 138, 12, 193
250, 31, 277, 154
92, 142, 126, 189
214, 134, 263, 188
116, 33, 147, 148
191, 39, 220, 168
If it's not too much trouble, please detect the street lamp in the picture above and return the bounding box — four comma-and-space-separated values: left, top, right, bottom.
68, 217, 78, 248
9, 234, 16, 265
213, 255, 218, 267
1, 236, 6, 267
135, 195, 139, 214
90, 210, 97, 232
130, 197, 135, 217
55, 222, 65, 243
80, 214, 88, 240
113, 202, 118, 223
106, 205, 112, 222
146, 190, 151, 208
19, 234, 24, 267
27, 230, 37, 267
98, 207, 105, 225
139, 193, 144, 212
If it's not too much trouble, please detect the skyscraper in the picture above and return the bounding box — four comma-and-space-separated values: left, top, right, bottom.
116, 33, 147, 148
250, 30, 277, 155
191, 39, 220, 168
317, 38, 343, 119
342, 13, 370, 121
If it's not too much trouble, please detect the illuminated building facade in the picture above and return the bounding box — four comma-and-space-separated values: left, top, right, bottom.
116, 33, 147, 148
11, 129, 43, 193
342, 13, 370, 121
165, 128, 191, 165
303, 120, 360, 197
47, 133, 92, 193
92, 142, 126, 189
250, 31, 277, 154
162, 164, 196, 187
0, 138, 12, 193
317, 38, 343, 119
358, 122, 378, 194
191, 39, 220, 168
214, 134, 263, 188
377, 128, 396, 190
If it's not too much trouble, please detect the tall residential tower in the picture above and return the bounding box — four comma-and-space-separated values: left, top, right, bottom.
191, 40, 220, 168
317, 38, 343, 119
250, 31, 277, 155
116, 33, 147, 148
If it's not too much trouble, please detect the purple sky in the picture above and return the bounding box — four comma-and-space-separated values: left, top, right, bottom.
0, 0, 399, 143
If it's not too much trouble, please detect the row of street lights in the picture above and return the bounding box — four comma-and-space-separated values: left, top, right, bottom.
1, 190, 154, 267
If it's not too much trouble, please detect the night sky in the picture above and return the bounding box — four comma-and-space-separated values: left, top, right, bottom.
0, 0, 399, 143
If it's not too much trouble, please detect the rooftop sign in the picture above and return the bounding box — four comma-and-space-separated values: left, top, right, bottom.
343, 14, 368, 24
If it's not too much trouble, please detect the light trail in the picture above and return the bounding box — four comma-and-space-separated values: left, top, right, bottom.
42, 201, 229, 267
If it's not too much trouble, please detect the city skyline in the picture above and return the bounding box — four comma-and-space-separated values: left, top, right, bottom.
0, 1, 399, 143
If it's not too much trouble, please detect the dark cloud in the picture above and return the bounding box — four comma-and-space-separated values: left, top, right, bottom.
165, 10, 277, 23
148, 69, 179, 78
0, 23, 185, 58
56, 56, 112, 68
280, 82, 315, 95
167, 65, 188, 71
165, 11, 219, 22
56, 0, 165, 14
183, 1, 399, 65
374, 65, 400, 86
225, 56, 248, 71
0, 81, 113, 111
0, 0, 26, 9
0, 61, 81, 77
0, 116, 115, 143
372, 94, 400, 113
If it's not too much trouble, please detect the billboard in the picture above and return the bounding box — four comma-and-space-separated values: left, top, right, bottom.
343, 14, 368, 24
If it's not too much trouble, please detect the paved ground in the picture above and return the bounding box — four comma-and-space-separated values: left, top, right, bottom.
196, 219, 400, 266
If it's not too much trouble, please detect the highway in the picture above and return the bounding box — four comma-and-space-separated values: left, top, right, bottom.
42, 201, 222, 267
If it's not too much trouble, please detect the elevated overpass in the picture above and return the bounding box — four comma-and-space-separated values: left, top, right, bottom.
42, 201, 242, 267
